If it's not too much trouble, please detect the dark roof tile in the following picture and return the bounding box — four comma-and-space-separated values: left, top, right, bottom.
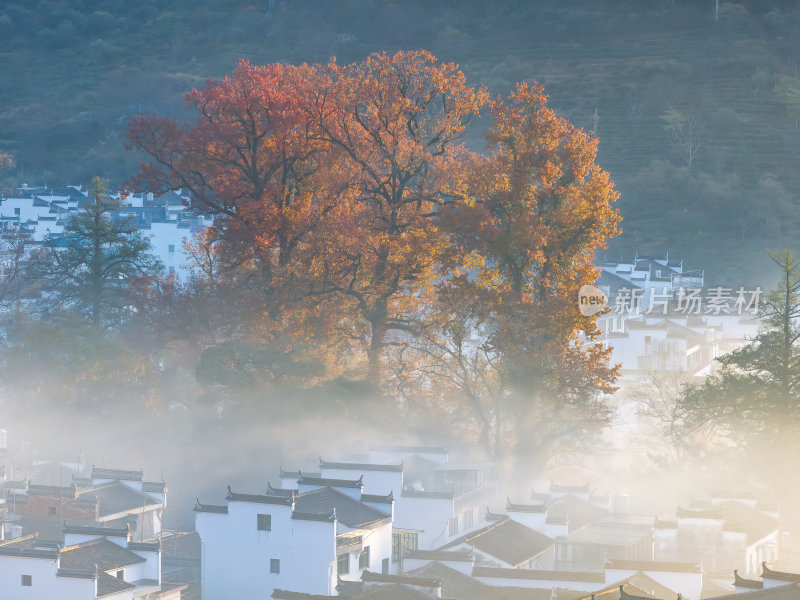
60, 539, 145, 572
97, 571, 137, 597
91, 467, 143, 482
442, 517, 554, 567
472, 566, 605, 583
762, 565, 800, 584
298, 473, 364, 489
294, 487, 389, 529
226, 486, 293, 505
709, 583, 800, 600
320, 459, 403, 473
606, 560, 701, 573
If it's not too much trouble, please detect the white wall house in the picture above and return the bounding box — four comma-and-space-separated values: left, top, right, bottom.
0, 522, 164, 600
288, 449, 498, 561
195, 479, 393, 600
654, 498, 778, 578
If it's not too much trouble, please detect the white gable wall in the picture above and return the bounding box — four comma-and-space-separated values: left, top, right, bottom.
0, 554, 100, 600
197, 501, 337, 600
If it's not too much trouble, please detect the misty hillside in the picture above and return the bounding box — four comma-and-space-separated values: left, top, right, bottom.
1, 0, 800, 283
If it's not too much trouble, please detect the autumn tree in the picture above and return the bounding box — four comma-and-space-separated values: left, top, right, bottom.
127, 60, 345, 305
301, 50, 488, 382
391, 83, 621, 466
25, 177, 162, 330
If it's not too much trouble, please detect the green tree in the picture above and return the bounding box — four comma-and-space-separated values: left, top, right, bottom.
674, 248, 800, 471
25, 176, 162, 330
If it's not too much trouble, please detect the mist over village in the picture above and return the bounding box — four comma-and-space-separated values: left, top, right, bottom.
1, 1, 800, 600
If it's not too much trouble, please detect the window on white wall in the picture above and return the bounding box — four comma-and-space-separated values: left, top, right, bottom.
359, 546, 370, 569
464, 508, 474, 529
270, 559, 280, 574
257, 514, 272, 531
338, 553, 349, 575
21, 575, 32, 586
448, 516, 458, 536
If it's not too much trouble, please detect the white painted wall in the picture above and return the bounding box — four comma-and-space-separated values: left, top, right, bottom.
197, 501, 337, 600
0, 198, 53, 224
0, 554, 102, 600
394, 495, 453, 550
506, 510, 546, 532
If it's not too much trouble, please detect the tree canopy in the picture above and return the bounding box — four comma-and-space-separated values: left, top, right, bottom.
127, 51, 621, 465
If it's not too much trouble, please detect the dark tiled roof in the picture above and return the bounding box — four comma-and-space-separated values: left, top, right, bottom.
472, 566, 605, 583
320, 458, 403, 473
735, 570, 764, 589
0, 547, 59, 559
27, 484, 78, 499
762, 565, 800, 584
61, 539, 145, 572
273, 591, 333, 600
194, 500, 227, 514
142, 481, 166, 493
709, 583, 800, 600
403, 549, 473, 562
294, 487, 389, 529
361, 492, 394, 504
91, 467, 143, 482
298, 473, 364, 489
63, 523, 129, 538
546, 495, 609, 532
619, 585, 660, 600
409, 562, 584, 600
443, 517, 554, 567
76, 481, 159, 518
361, 570, 441, 587
406, 562, 488, 600
127, 540, 160, 552
56, 567, 96, 579
506, 499, 547, 513
97, 571, 137, 597
292, 511, 335, 522
606, 559, 701, 573
226, 486, 293, 505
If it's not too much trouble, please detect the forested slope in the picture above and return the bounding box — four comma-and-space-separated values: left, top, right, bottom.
1, 0, 799, 283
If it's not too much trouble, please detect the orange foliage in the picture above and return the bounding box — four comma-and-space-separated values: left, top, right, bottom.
128, 53, 621, 458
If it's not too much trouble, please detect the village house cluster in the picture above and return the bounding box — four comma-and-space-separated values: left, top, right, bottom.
0, 461, 190, 599
188, 443, 797, 600
0, 183, 213, 282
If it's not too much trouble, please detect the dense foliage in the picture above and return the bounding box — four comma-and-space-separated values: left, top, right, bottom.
124, 52, 620, 464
